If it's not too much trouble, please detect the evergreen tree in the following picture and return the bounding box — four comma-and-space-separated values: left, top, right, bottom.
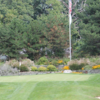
76, 0, 100, 56
0, 0, 34, 24
25, 20, 46, 60
43, 15, 69, 57
0, 19, 27, 59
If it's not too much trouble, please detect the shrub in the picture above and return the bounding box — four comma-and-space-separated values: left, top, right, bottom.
37, 57, 49, 65
62, 66, 69, 70
92, 65, 100, 69
19, 65, 29, 72
57, 60, 63, 65
21, 58, 35, 67
63, 58, 69, 65
67, 58, 90, 66
6, 59, 19, 68
31, 66, 37, 71
47, 65, 57, 71
38, 66, 47, 71
51, 60, 58, 66
0, 64, 19, 76
69, 63, 85, 70
84, 65, 92, 70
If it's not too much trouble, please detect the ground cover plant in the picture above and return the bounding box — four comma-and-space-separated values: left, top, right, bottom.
0, 74, 100, 100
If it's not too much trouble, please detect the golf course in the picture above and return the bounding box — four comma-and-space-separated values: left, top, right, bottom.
0, 74, 100, 100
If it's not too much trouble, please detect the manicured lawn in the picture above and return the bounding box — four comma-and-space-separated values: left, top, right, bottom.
0, 74, 100, 100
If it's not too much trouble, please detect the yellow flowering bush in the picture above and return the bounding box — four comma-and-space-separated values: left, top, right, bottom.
82, 67, 84, 70
62, 66, 69, 70
92, 65, 100, 69
57, 60, 63, 65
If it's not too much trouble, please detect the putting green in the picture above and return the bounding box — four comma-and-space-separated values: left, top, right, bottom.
0, 74, 99, 100
0, 74, 92, 82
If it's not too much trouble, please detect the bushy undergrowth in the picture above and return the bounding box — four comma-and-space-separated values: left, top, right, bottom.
69, 63, 85, 70
19, 65, 29, 72
84, 65, 92, 70
37, 57, 49, 65
31, 66, 37, 71
47, 65, 57, 71
38, 66, 47, 71
0, 64, 19, 76
21, 59, 35, 67
6, 59, 19, 69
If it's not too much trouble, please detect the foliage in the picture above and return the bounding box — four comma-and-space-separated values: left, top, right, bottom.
50, 60, 58, 66
0, 0, 33, 24
63, 58, 69, 65
6, 59, 19, 69
0, 64, 19, 76
31, 66, 37, 71
69, 63, 85, 70
37, 56, 49, 65
19, 65, 29, 72
42, 14, 69, 57
38, 66, 47, 71
92, 65, 100, 69
25, 20, 46, 60
0, 19, 27, 59
33, 0, 53, 19
62, 66, 69, 70
57, 60, 63, 65
0, 0, 73, 59
21, 59, 35, 67
75, 0, 100, 56
47, 65, 56, 71
67, 58, 90, 66
83, 65, 92, 70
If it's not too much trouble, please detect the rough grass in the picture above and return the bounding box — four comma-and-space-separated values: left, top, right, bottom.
0, 74, 100, 100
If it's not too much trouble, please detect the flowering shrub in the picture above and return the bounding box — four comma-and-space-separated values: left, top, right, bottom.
92, 65, 100, 69
31, 66, 37, 71
57, 60, 63, 65
82, 67, 84, 70
38, 66, 47, 71
62, 66, 69, 70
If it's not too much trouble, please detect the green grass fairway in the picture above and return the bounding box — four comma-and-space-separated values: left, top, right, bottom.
0, 74, 100, 100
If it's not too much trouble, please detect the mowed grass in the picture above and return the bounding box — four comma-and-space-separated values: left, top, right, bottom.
0, 74, 100, 100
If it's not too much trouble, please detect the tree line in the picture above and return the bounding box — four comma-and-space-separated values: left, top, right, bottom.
0, 0, 100, 60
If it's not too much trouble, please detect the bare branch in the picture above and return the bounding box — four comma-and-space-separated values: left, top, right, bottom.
73, 17, 78, 23
61, 0, 69, 9
72, 12, 76, 17
84, 0, 87, 7
73, 0, 79, 9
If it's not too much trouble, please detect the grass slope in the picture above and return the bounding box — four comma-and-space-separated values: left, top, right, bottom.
0, 74, 100, 100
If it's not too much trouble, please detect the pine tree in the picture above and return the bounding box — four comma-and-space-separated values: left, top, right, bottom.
0, 19, 27, 59
43, 15, 69, 57
77, 0, 100, 56
25, 20, 46, 60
